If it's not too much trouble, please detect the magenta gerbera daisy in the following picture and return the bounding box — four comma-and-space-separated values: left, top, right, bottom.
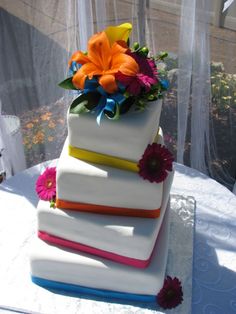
116, 51, 158, 95
157, 276, 183, 309
35, 167, 56, 201
138, 143, 174, 183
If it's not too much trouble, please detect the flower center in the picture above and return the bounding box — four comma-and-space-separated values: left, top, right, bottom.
147, 157, 160, 172
46, 179, 53, 188
166, 289, 175, 300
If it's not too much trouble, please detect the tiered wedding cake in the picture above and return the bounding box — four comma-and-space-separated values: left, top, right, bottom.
30, 23, 182, 308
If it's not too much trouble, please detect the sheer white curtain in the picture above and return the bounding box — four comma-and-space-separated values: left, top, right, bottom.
177, 0, 235, 189
0, 0, 235, 191
0, 0, 70, 173
177, 0, 211, 173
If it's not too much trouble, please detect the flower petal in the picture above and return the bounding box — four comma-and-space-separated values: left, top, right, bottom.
69, 51, 90, 66
111, 42, 127, 56
87, 32, 111, 70
112, 53, 139, 76
72, 63, 101, 89
105, 23, 132, 45
72, 70, 86, 90
99, 74, 118, 94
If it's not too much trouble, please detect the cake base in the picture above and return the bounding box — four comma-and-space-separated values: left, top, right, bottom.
30, 206, 170, 300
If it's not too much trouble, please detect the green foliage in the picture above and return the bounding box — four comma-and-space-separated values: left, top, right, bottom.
70, 92, 101, 114
58, 77, 77, 90
134, 82, 163, 111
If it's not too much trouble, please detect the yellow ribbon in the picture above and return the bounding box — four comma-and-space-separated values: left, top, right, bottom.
68, 129, 161, 173
68, 145, 139, 172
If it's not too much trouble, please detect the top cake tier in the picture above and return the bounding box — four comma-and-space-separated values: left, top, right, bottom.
68, 99, 162, 162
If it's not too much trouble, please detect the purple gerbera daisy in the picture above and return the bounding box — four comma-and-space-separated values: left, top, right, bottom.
116, 51, 158, 96
138, 143, 174, 183
157, 276, 183, 309
35, 167, 56, 201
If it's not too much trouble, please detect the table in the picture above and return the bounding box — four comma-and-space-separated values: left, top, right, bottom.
0, 161, 236, 314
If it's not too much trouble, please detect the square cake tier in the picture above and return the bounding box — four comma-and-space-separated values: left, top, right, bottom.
68, 99, 162, 161
30, 205, 170, 300
56, 130, 172, 217
38, 169, 172, 268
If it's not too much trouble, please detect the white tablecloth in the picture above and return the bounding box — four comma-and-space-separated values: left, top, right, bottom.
0, 161, 236, 313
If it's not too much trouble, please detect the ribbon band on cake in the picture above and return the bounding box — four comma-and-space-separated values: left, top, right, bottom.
68, 129, 162, 173
68, 145, 139, 172
56, 198, 161, 218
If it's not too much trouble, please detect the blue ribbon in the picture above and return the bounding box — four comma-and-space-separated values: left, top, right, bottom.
31, 276, 157, 303
69, 61, 81, 76
84, 78, 99, 92
71, 72, 126, 124
95, 86, 125, 125
75, 77, 99, 97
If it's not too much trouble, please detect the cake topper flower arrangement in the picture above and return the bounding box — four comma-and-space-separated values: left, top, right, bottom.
59, 23, 169, 124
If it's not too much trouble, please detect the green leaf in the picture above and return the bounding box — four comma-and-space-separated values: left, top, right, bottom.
50, 199, 56, 208
70, 100, 89, 114
69, 92, 101, 115
147, 94, 155, 101
58, 77, 77, 90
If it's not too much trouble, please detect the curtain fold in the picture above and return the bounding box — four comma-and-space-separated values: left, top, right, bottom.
190, 0, 211, 174
177, 0, 196, 165
77, 0, 94, 51
95, 0, 107, 31
177, 0, 235, 189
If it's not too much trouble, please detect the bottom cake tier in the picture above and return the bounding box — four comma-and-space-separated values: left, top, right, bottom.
30, 205, 169, 301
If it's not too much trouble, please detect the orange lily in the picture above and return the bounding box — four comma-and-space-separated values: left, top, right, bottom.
69, 31, 139, 94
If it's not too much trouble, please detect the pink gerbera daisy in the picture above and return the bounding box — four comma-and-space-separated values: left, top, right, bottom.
116, 51, 158, 95
157, 276, 183, 309
35, 167, 56, 201
138, 143, 174, 183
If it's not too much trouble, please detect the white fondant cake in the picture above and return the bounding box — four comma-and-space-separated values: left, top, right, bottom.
30, 22, 176, 305
37, 169, 173, 261
30, 204, 170, 296
68, 99, 162, 161
57, 128, 165, 210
